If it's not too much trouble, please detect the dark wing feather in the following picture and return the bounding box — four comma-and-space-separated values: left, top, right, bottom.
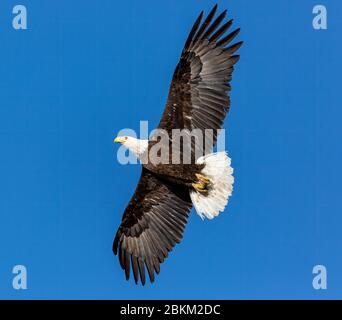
158, 5, 242, 155
113, 168, 192, 285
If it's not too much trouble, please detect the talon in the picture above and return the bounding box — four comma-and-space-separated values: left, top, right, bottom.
192, 182, 208, 194
192, 173, 211, 194
195, 173, 210, 184
193, 182, 205, 189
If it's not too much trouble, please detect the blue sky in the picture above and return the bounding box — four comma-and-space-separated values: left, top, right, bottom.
0, 0, 341, 299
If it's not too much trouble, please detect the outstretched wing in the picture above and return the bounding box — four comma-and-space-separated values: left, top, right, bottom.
158, 4, 242, 153
113, 168, 192, 285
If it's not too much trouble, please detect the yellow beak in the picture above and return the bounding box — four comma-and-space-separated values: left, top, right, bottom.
114, 136, 127, 144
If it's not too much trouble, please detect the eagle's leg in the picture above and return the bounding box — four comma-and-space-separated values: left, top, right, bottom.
192, 182, 207, 194
192, 173, 211, 194
195, 173, 210, 184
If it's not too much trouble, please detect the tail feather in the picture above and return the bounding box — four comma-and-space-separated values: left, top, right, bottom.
190, 152, 234, 219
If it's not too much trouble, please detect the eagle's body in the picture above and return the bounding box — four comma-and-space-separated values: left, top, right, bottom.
113, 5, 242, 285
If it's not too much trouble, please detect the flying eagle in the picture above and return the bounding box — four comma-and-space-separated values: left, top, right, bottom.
113, 4, 242, 285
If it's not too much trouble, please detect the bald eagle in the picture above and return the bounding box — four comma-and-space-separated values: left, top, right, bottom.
113, 4, 242, 285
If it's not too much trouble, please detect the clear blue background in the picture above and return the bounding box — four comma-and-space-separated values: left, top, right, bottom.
0, 0, 341, 299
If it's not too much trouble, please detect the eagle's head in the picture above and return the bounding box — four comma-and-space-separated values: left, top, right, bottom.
114, 135, 148, 159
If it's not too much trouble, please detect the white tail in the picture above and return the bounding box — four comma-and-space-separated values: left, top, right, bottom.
190, 152, 234, 220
